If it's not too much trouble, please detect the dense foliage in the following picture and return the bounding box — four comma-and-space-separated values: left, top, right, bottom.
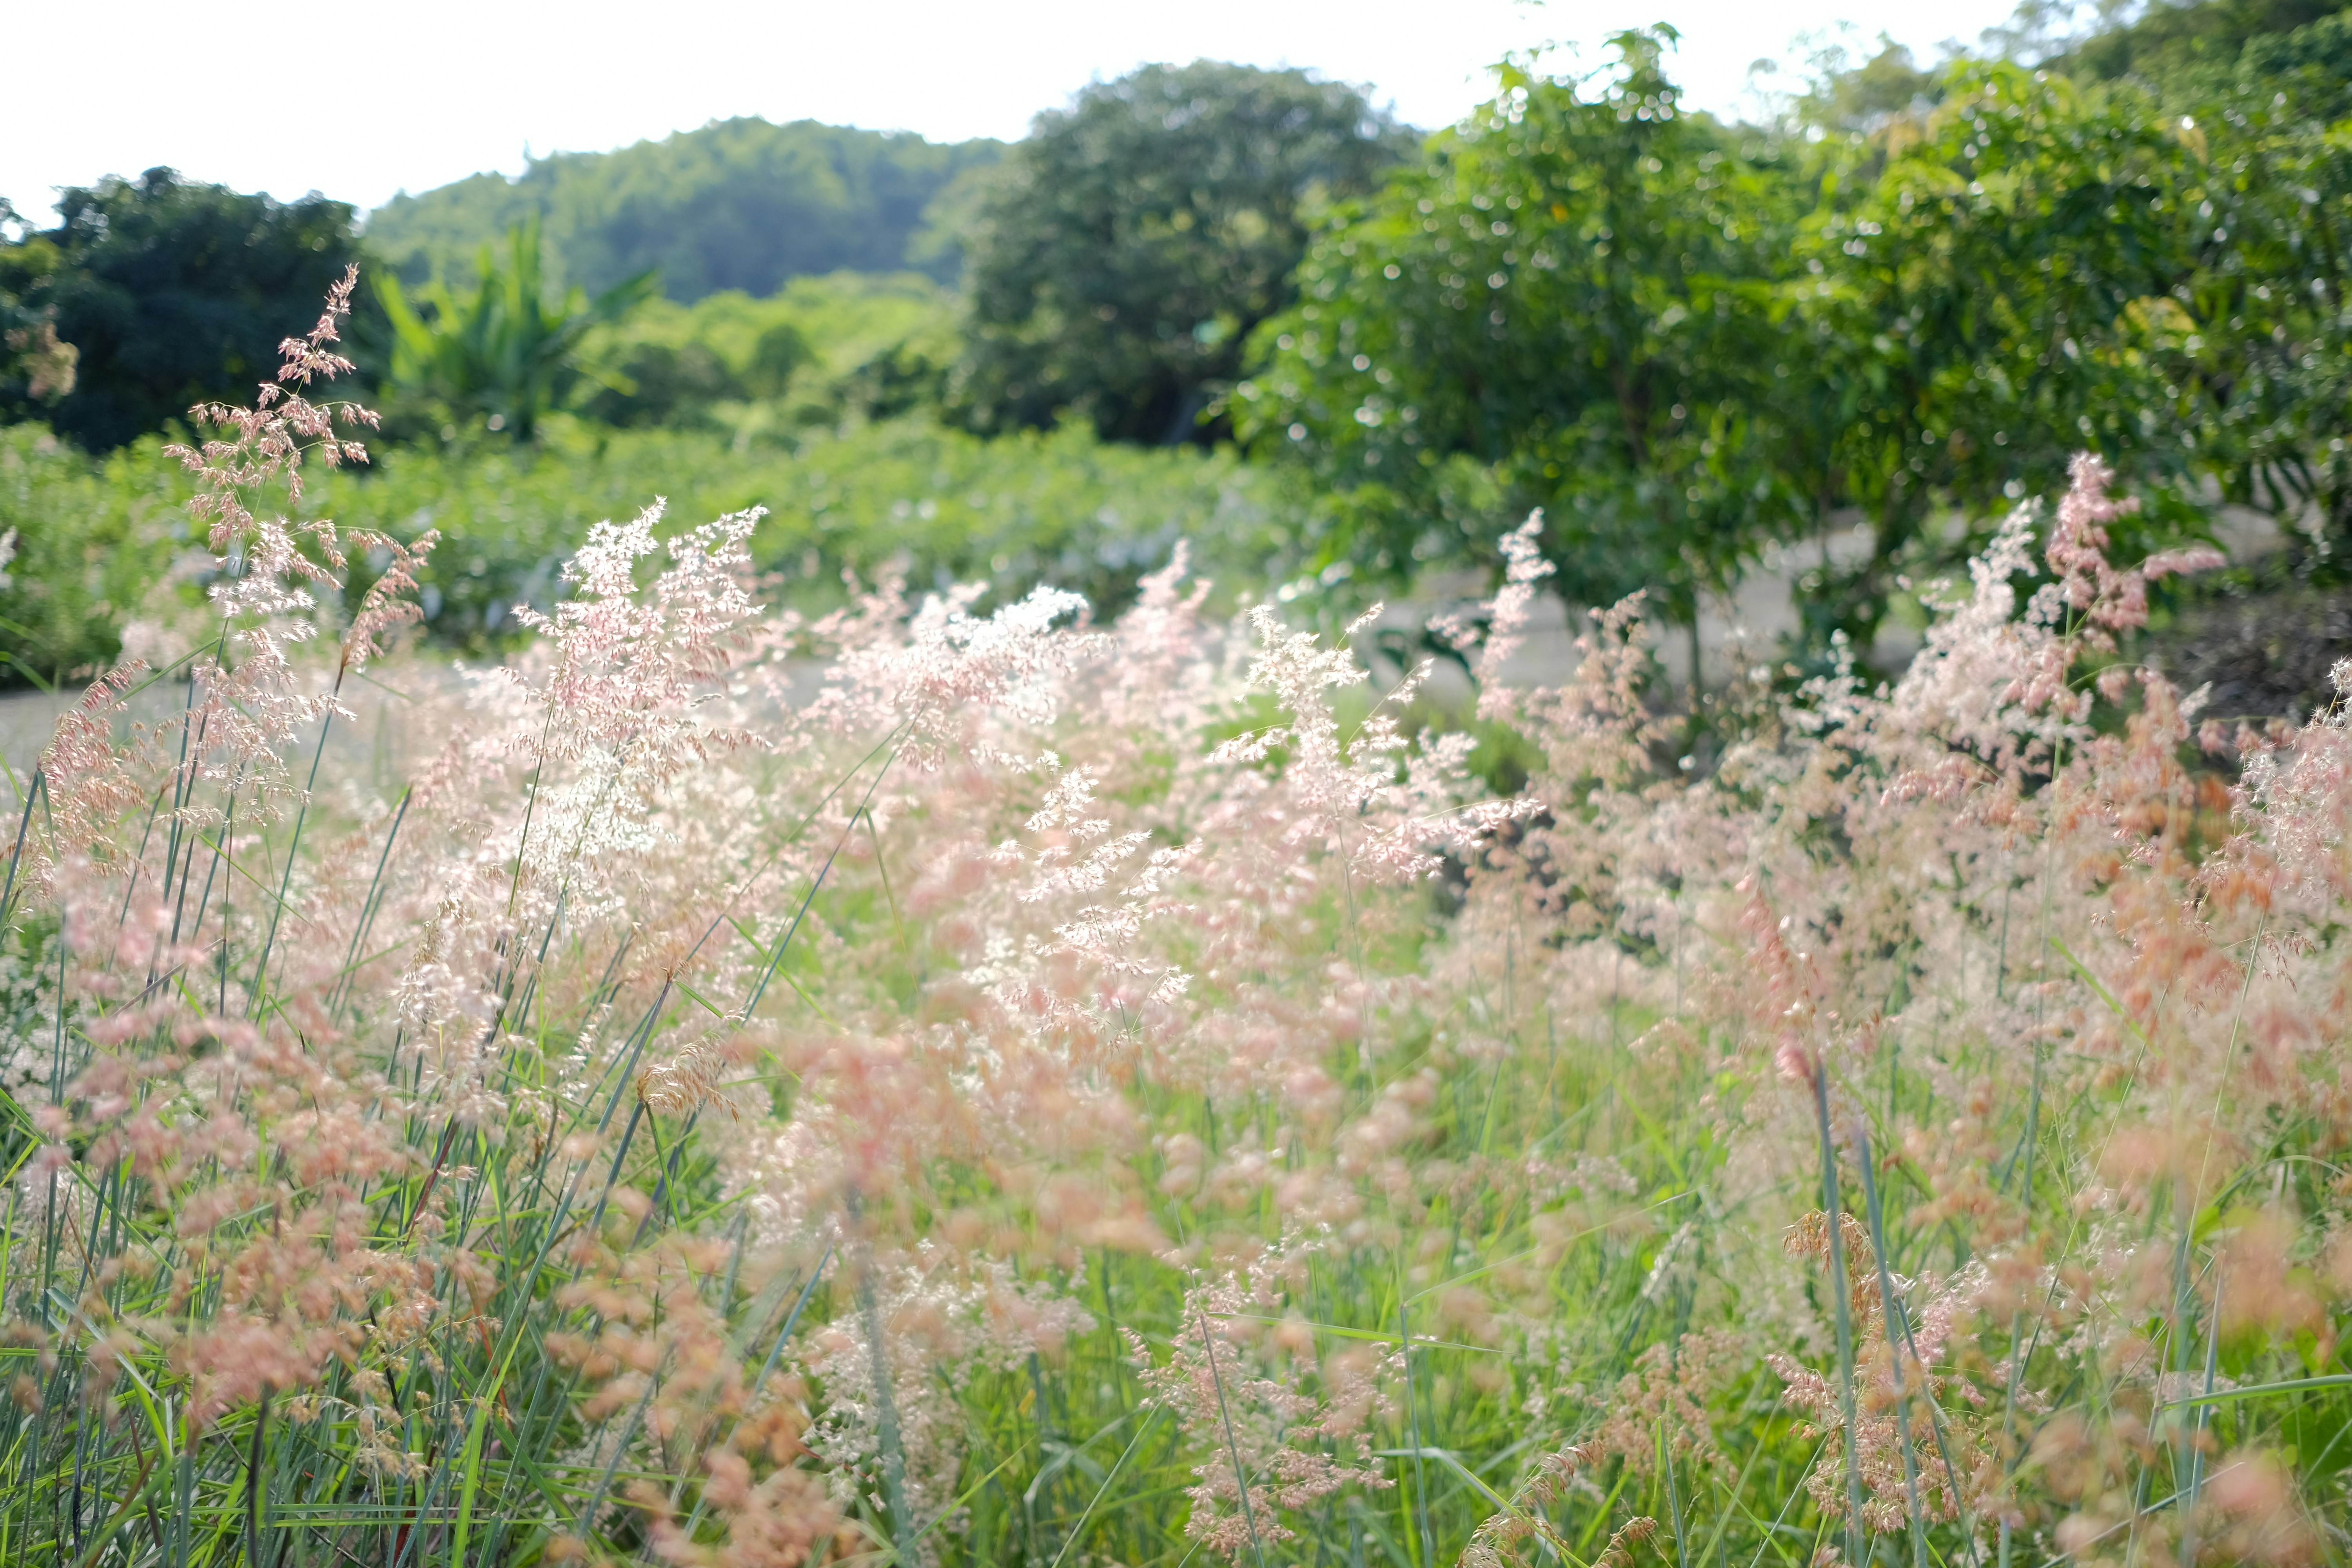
576, 273, 964, 434
377, 221, 657, 441
0, 170, 360, 451
362, 119, 1003, 299
2134, 8, 2352, 541
0, 432, 176, 684
9, 14, 2352, 708
10, 17, 2352, 1567
0, 203, 80, 422
954, 62, 1410, 445
1243, 8, 2352, 657
2054, 0, 2346, 80
1240, 32, 1798, 640
0, 409, 1289, 681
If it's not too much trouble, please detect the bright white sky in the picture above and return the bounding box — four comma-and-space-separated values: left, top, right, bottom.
7, 0, 2023, 227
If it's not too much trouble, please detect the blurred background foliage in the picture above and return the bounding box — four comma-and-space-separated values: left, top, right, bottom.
949, 60, 1414, 445
362, 118, 1004, 297
0, 169, 360, 451
5, 2, 2352, 707
377, 220, 658, 442
1240, 3, 2352, 675
0, 416, 1287, 683
573, 271, 965, 434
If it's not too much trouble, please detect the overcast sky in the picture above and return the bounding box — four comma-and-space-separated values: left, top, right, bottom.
7, 0, 2024, 227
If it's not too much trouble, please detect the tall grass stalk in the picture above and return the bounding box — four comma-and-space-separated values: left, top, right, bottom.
1808, 1071, 1867, 1567
1851, 1129, 1929, 1568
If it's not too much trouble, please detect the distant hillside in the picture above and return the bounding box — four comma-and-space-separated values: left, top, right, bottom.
363, 118, 1003, 301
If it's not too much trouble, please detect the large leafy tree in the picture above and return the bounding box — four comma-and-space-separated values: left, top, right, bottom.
4, 169, 360, 451
2129, 10, 2352, 554
954, 60, 1410, 445
1792, 14, 2352, 630
2047, 0, 2346, 82
1238, 31, 1807, 648
1247, 36, 2235, 656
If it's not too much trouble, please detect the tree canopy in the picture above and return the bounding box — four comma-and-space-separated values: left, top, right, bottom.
2047, 0, 2347, 83
1241, 17, 2352, 651
1, 169, 360, 451
1239, 31, 1804, 632
363, 119, 1002, 301
952, 60, 1412, 446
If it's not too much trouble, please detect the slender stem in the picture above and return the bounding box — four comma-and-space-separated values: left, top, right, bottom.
1396, 1275, 1440, 1568
245, 1386, 270, 1565
1813, 1067, 1866, 1566
859, 1243, 916, 1557
2178, 1276, 2221, 1565
1199, 1306, 1271, 1568
1855, 1127, 1930, 1568
249, 704, 336, 1008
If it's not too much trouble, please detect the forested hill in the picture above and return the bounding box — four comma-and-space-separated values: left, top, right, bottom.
362, 118, 1003, 301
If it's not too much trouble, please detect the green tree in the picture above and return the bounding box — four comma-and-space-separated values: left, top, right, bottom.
1788, 60, 2204, 643
0, 203, 77, 419
0, 169, 359, 451
746, 321, 814, 398
2127, 9, 2352, 555
1795, 40, 1944, 135
2039, 0, 2345, 81
1239, 31, 1806, 653
378, 220, 655, 440
955, 60, 1410, 445
1249, 37, 2233, 659
1776, 5, 2352, 637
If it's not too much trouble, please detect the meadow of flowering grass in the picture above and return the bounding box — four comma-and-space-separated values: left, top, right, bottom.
1, 273, 2347, 1568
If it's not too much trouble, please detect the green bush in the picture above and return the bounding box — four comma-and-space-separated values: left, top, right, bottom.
577, 272, 964, 431
0, 427, 189, 684
0, 416, 1297, 677
376, 221, 657, 442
